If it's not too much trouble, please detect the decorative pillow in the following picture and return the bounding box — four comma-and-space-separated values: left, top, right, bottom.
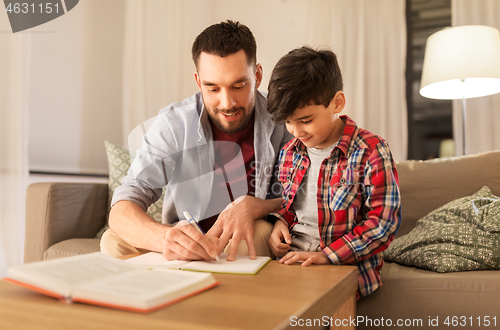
95, 141, 165, 238
384, 186, 500, 272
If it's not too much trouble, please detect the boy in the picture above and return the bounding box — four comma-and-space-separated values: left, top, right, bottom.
266, 46, 401, 298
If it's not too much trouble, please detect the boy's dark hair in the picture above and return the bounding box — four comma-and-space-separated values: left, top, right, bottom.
267, 46, 343, 123
192, 20, 257, 69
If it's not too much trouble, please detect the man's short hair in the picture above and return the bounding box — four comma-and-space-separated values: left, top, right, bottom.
192, 20, 257, 69
267, 46, 343, 123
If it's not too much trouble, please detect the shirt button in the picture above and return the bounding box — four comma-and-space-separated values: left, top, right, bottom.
299, 165, 304, 170
288, 194, 293, 199
340, 178, 346, 184
286, 175, 291, 180
265, 167, 271, 175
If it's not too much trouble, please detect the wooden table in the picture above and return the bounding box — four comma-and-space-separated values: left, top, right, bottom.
0, 261, 357, 330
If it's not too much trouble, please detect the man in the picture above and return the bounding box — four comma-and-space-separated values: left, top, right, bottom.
101, 20, 292, 262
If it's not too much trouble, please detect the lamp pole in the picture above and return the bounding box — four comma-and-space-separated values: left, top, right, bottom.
461, 96, 466, 156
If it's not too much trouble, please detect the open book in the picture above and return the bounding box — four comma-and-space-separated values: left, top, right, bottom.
2, 253, 219, 313
127, 252, 271, 275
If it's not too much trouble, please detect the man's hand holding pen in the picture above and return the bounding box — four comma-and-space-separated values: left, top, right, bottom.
161, 217, 220, 262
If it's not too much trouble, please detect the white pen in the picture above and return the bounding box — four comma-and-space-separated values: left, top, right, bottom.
183, 211, 221, 263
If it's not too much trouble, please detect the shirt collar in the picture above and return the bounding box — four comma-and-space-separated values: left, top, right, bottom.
336, 115, 360, 157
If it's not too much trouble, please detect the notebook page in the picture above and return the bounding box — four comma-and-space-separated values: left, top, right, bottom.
127, 252, 271, 274
183, 254, 271, 274
126, 252, 190, 269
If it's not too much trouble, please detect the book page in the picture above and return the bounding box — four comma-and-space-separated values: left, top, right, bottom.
7, 253, 140, 297
72, 269, 217, 311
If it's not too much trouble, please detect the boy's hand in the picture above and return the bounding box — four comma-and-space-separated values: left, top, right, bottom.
279, 251, 331, 267
269, 220, 292, 257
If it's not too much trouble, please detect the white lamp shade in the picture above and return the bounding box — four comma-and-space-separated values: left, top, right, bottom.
420, 25, 500, 100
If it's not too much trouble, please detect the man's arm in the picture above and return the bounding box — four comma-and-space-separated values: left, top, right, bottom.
207, 196, 283, 261
109, 200, 219, 261
108, 201, 167, 252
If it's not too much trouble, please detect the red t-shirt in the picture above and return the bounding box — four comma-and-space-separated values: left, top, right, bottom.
199, 114, 256, 232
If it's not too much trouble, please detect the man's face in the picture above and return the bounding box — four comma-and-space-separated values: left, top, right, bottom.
194, 50, 262, 134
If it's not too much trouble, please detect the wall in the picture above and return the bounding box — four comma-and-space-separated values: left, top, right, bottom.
28, 0, 124, 175
214, 0, 312, 92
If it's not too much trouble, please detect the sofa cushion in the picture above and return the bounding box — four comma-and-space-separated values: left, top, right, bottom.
357, 262, 500, 329
95, 141, 165, 238
395, 150, 500, 236
43, 238, 101, 260
384, 186, 500, 272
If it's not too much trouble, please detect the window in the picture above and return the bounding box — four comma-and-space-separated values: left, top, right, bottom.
406, 0, 452, 160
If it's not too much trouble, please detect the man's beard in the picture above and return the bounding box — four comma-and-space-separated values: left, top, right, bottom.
203, 90, 257, 134
208, 106, 254, 134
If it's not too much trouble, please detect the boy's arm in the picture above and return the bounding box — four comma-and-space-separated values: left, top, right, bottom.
323, 142, 402, 265
265, 144, 298, 228
267, 208, 296, 228
269, 220, 292, 257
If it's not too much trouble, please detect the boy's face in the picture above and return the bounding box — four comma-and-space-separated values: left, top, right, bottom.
194, 50, 263, 134
285, 92, 345, 149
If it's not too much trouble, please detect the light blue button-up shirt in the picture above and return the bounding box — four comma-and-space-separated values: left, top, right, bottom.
112, 91, 292, 224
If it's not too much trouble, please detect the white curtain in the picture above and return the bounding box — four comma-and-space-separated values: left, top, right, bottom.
0, 16, 30, 274
306, 0, 408, 161
122, 0, 210, 146
452, 0, 500, 155
122, 0, 408, 161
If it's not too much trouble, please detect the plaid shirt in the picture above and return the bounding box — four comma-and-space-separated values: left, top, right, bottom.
269, 116, 401, 297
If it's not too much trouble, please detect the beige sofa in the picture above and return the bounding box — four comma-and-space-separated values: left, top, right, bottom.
24, 182, 107, 262
358, 150, 500, 329
25, 150, 500, 328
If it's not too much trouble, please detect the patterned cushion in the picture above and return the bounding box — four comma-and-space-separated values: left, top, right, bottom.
384, 186, 500, 272
95, 141, 165, 238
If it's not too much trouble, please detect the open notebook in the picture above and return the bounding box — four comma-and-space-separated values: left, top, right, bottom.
127, 252, 271, 275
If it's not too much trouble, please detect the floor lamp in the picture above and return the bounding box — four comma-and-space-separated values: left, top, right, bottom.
419, 25, 500, 156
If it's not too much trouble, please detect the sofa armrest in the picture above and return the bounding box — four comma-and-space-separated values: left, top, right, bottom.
24, 182, 108, 263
